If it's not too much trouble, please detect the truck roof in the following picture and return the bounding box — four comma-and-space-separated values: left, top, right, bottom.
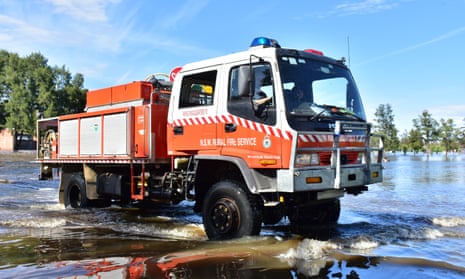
179, 39, 346, 74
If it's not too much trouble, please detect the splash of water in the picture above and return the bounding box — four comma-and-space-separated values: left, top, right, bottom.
433, 216, 465, 227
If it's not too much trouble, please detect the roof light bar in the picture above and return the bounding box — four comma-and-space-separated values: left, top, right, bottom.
250, 37, 281, 48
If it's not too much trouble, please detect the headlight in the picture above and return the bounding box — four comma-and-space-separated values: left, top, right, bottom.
295, 153, 320, 167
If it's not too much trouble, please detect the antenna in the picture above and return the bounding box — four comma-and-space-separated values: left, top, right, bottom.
347, 36, 351, 68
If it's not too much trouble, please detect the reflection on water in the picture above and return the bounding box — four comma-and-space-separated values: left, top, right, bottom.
0, 152, 465, 278
3, 235, 465, 278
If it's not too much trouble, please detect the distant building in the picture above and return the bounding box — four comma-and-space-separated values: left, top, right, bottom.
0, 129, 36, 151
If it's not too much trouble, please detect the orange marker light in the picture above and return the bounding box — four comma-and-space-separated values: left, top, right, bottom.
306, 177, 322, 184
259, 159, 277, 166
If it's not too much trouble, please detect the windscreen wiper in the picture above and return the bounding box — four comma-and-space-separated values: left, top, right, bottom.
309, 104, 364, 122
308, 104, 329, 121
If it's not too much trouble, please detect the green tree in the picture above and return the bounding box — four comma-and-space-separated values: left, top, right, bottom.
1, 50, 87, 138
412, 110, 439, 157
438, 118, 458, 159
3, 52, 48, 136
0, 50, 10, 127
399, 130, 410, 154
64, 72, 86, 114
407, 128, 423, 154
0, 50, 9, 97
37, 65, 86, 118
373, 103, 400, 152
457, 118, 465, 149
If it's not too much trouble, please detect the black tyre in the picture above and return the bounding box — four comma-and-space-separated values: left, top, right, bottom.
64, 174, 89, 208
289, 198, 340, 231
202, 181, 262, 240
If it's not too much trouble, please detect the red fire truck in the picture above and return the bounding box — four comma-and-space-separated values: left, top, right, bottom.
37, 37, 383, 240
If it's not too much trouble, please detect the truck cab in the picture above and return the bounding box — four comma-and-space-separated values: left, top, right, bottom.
167, 37, 383, 238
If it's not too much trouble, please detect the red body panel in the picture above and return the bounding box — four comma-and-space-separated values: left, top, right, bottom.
86, 81, 153, 108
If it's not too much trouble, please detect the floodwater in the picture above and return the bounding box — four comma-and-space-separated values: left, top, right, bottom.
0, 152, 464, 279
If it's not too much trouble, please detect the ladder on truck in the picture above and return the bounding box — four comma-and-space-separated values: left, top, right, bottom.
130, 163, 146, 200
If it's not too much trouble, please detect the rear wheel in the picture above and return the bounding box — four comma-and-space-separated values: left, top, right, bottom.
64, 174, 89, 208
202, 181, 262, 240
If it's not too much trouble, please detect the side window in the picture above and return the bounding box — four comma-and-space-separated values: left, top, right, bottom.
179, 70, 216, 108
227, 63, 276, 125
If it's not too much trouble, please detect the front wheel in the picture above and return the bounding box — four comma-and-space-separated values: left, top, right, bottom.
202, 181, 262, 240
64, 174, 89, 208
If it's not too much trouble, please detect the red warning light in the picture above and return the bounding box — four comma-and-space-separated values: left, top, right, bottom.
304, 49, 324, 56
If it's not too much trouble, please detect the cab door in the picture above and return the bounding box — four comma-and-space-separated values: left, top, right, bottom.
167, 70, 219, 154
218, 63, 283, 168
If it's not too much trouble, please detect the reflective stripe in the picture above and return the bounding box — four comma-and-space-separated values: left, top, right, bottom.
171, 114, 293, 140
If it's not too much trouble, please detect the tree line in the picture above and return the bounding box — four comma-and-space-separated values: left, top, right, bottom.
1, 51, 462, 157
0, 50, 86, 139
374, 104, 465, 158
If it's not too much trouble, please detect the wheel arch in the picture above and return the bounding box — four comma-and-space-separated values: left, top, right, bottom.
59, 164, 84, 205
193, 155, 260, 212
59, 163, 103, 204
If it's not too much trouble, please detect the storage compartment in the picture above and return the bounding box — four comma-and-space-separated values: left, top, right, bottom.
86, 81, 153, 108
53, 102, 170, 160
58, 108, 132, 158
59, 119, 78, 156
97, 173, 124, 197
79, 116, 102, 155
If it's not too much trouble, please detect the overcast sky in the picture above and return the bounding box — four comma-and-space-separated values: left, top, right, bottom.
1, 0, 465, 132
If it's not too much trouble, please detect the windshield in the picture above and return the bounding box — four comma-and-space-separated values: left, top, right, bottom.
278, 53, 366, 130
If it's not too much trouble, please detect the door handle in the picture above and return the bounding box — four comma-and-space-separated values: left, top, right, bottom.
225, 123, 237, 133
173, 126, 183, 135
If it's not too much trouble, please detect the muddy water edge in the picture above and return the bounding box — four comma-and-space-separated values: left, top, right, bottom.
0, 151, 464, 278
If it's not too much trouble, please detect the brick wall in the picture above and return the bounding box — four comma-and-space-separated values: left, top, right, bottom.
0, 129, 14, 151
